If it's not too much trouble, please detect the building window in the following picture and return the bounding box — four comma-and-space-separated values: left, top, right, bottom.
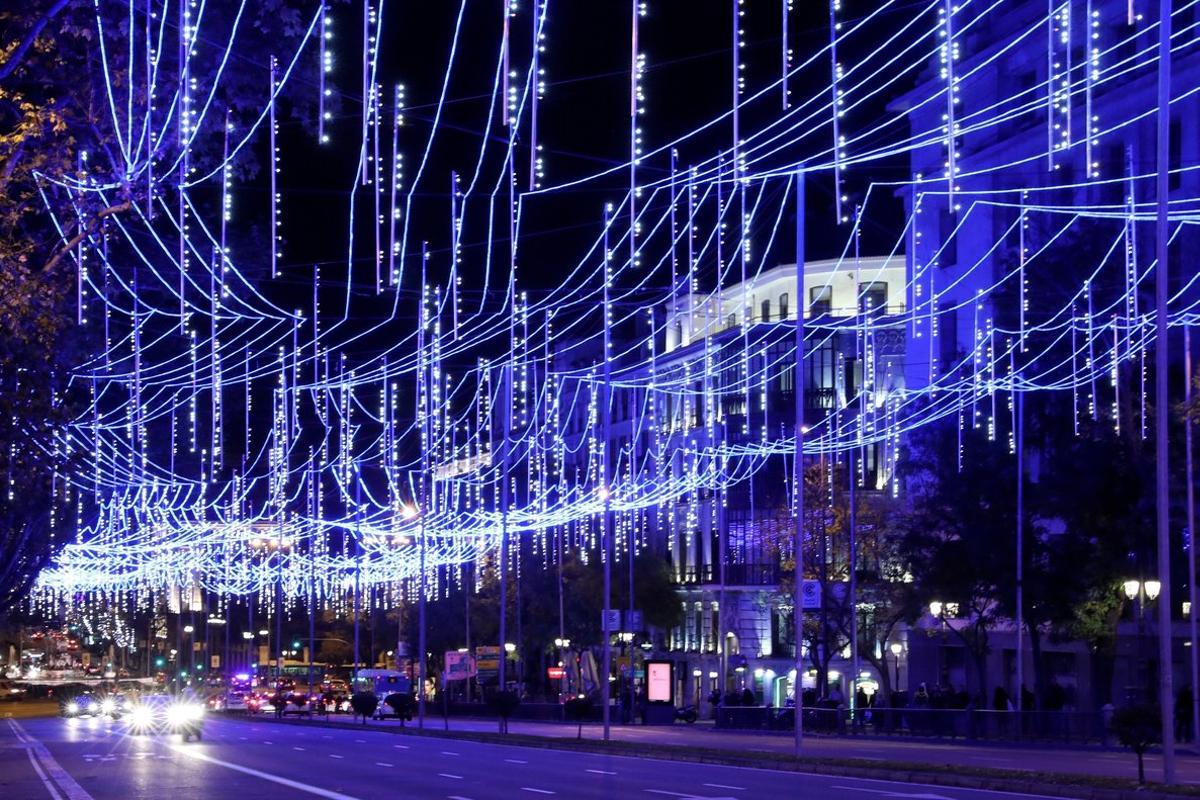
761, 298, 771, 322
809, 285, 832, 316
779, 293, 789, 320
859, 282, 888, 316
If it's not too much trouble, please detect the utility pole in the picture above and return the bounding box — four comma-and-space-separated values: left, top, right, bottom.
601, 202, 615, 741
1153, 0, 1176, 784
1186, 330, 1198, 745
792, 167, 806, 756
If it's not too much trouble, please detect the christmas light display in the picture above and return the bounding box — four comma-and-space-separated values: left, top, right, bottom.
23, 1, 1199, 630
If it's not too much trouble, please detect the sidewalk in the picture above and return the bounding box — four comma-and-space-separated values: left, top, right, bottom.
291, 711, 1200, 786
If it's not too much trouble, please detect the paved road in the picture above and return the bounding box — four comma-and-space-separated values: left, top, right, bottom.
1, 714, 1067, 800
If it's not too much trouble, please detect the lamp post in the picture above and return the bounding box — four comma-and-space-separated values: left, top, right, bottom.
1124, 578, 1162, 702
889, 642, 903, 698
242, 630, 254, 674
554, 638, 571, 697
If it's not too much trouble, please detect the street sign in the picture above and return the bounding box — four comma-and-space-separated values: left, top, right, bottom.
801, 579, 822, 610
627, 609, 644, 632
601, 609, 621, 633
475, 645, 501, 681
547, 666, 565, 680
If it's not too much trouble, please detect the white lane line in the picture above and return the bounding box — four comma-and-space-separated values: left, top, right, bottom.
830, 786, 953, 800
504, 758, 528, 764
439, 773, 464, 780
263, 741, 273, 745
355, 739, 366, 743
9, 720, 94, 800
24, 747, 64, 800
394, 744, 410, 749
441, 751, 460, 756
375, 762, 394, 767
170, 744, 364, 799
329, 754, 345, 759
702, 784, 745, 791
520, 789, 555, 795
447, 796, 474, 800
294, 747, 306, 751
586, 769, 616, 775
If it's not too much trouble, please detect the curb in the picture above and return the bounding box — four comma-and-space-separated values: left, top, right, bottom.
245, 714, 1200, 800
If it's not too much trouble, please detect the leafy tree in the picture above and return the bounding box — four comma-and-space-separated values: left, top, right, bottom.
893, 422, 1018, 701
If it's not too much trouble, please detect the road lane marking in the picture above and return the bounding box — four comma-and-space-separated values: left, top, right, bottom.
394, 744, 410, 749
830, 786, 953, 800
520, 789, 555, 795
355, 739, 366, 743
586, 769, 616, 775
505, 758, 528, 764
25, 747, 65, 800
8, 720, 95, 800
441, 750, 460, 756
329, 754, 345, 759
170, 745, 363, 800
263, 740, 273, 745
439, 773, 463, 779
294, 746, 306, 751
447, 796, 474, 800
703, 784, 745, 791
375, 762, 394, 767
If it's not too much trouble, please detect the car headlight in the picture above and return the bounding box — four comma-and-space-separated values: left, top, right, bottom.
100, 699, 116, 715
127, 705, 154, 728
66, 701, 79, 715
166, 703, 203, 727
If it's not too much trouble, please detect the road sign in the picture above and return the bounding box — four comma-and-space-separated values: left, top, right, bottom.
627, 609, 644, 632
801, 579, 822, 610
601, 609, 621, 633
547, 666, 565, 680
475, 645, 501, 680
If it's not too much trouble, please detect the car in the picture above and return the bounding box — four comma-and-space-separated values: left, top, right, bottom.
124, 694, 205, 741
62, 692, 129, 718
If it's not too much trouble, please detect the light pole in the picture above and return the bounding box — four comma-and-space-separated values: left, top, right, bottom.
889, 642, 903, 699
554, 638, 571, 698
1124, 578, 1162, 702
242, 630, 254, 675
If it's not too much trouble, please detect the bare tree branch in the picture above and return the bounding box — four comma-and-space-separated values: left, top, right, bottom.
41, 200, 132, 274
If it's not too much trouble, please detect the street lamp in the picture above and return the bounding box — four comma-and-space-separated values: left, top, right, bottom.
889, 641, 903, 689
1124, 578, 1161, 701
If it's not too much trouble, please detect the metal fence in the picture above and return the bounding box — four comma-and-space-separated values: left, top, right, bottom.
716, 705, 1114, 744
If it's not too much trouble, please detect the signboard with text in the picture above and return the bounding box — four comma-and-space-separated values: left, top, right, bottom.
475, 646, 501, 682
445, 650, 475, 681
801, 579, 822, 610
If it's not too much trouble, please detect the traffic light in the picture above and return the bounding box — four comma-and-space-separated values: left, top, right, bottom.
154, 657, 164, 667
292, 640, 301, 649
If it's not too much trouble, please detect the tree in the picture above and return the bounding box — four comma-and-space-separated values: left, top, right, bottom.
893, 422, 1018, 702
1111, 704, 1160, 784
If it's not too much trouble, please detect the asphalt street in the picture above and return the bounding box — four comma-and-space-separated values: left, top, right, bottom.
0, 714, 1070, 800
